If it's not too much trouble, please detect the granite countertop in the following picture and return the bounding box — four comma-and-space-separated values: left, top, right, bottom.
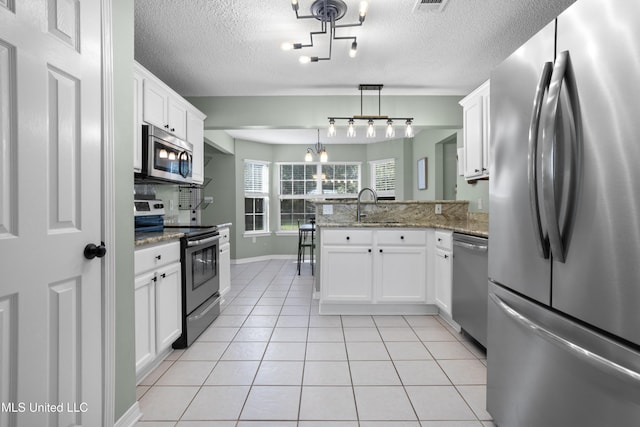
135, 222, 233, 247
317, 218, 488, 238
134, 230, 185, 247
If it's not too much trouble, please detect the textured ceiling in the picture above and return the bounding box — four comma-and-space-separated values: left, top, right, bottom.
134, 0, 576, 97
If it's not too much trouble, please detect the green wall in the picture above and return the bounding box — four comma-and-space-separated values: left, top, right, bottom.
113, 0, 137, 420
203, 137, 419, 261
188, 94, 492, 260
188, 95, 463, 131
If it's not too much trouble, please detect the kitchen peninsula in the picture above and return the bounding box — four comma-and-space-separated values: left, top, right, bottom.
315, 200, 488, 316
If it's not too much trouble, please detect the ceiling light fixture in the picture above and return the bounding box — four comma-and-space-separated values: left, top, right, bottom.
328, 84, 415, 139
305, 129, 328, 162
284, 0, 368, 63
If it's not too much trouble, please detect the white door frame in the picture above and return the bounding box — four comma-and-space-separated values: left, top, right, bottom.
101, 0, 116, 426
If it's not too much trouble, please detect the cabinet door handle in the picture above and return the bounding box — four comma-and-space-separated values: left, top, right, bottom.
346, 236, 350, 241
379, 249, 383, 253
164, 124, 169, 129
475, 169, 480, 173
368, 249, 372, 253
171, 128, 175, 132
444, 254, 449, 259
400, 236, 404, 240
161, 273, 166, 278
155, 255, 161, 260
152, 275, 157, 282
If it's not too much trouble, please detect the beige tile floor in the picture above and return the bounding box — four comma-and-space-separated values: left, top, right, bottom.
136, 259, 495, 427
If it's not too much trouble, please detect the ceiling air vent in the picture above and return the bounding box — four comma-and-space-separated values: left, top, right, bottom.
413, 0, 449, 13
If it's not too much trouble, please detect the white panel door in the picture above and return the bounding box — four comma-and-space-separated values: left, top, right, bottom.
0, 1, 103, 426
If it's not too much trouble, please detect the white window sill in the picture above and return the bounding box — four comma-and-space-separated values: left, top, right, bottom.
275, 230, 299, 237
243, 231, 271, 238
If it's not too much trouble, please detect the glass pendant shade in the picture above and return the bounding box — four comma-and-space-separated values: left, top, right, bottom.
385, 120, 395, 138
347, 119, 356, 137
328, 119, 336, 137
366, 120, 376, 138
404, 120, 414, 138
159, 149, 168, 159
320, 150, 328, 163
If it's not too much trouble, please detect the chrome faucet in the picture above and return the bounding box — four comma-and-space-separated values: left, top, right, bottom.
357, 187, 378, 223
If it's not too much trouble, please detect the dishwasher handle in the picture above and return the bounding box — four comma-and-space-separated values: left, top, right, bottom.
453, 240, 488, 252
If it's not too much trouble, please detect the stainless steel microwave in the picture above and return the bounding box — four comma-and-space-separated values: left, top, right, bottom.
137, 124, 193, 184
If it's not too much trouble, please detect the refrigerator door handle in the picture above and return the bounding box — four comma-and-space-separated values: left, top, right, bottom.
490, 292, 640, 384
542, 50, 580, 263
528, 61, 553, 259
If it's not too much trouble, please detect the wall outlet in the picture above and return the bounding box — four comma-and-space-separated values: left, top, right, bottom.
435, 203, 442, 215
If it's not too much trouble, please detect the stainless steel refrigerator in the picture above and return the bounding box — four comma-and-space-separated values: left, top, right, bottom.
488, 0, 640, 425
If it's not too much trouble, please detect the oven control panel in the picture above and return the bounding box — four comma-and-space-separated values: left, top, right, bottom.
134, 199, 166, 217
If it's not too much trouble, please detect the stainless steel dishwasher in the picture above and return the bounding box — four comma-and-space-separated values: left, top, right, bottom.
452, 233, 489, 347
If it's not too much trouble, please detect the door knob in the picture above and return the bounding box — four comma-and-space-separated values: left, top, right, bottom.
84, 242, 106, 260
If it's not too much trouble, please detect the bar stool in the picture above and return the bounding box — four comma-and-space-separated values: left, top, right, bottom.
297, 219, 316, 275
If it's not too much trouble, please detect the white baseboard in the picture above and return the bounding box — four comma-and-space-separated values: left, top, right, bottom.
114, 401, 141, 427
232, 254, 296, 264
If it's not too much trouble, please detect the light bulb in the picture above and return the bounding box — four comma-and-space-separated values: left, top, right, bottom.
291, 0, 299, 11
299, 56, 311, 64
305, 150, 313, 162
359, 1, 368, 21
366, 120, 376, 138
385, 120, 395, 138
159, 149, 168, 159
168, 152, 177, 161
327, 119, 336, 137
347, 119, 356, 138
320, 150, 328, 163
349, 41, 358, 58
405, 120, 414, 138
281, 42, 293, 51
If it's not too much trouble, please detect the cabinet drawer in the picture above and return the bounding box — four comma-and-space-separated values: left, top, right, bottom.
435, 230, 453, 250
135, 241, 180, 275
377, 229, 426, 246
322, 229, 373, 246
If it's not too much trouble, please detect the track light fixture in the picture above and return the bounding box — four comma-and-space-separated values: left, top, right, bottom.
305, 129, 328, 162
327, 84, 415, 139
283, 0, 368, 63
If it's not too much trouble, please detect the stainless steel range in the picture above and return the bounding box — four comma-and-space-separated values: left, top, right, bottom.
169, 225, 221, 348
133, 198, 221, 348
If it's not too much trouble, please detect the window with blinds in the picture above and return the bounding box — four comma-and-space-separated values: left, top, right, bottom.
370, 158, 396, 197
244, 160, 269, 233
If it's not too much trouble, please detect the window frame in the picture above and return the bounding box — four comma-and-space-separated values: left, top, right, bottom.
243, 159, 270, 236
276, 161, 362, 233
369, 157, 396, 198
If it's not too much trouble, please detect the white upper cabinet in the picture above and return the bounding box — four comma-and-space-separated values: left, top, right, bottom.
142, 77, 187, 140
187, 109, 206, 185
460, 80, 490, 180
134, 62, 206, 180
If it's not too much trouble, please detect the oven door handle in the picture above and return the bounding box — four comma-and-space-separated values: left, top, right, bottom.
187, 235, 220, 247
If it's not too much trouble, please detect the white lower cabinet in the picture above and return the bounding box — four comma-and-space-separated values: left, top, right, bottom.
321, 245, 373, 302
377, 245, 427, 302
134, 241, 181, 381
320, 228, 429, 310
434, 230, 453, 317
218, 226, 231, 300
